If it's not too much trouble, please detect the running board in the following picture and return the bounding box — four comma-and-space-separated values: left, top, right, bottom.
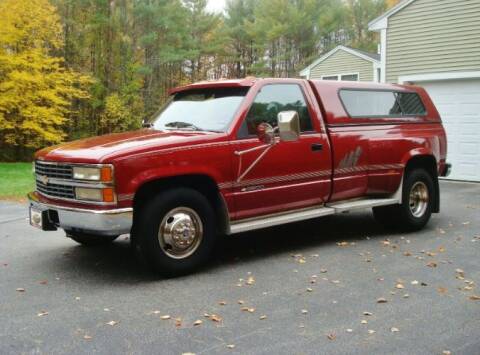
326, 198, 400, 213
228, 197, 400, 235
229, 206, 335, 234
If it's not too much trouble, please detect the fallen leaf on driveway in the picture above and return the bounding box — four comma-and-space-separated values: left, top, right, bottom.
227, 344, 235, 349
361, 320, 368, 324
16, 288, 25, 292
106, 321, 118, 326
210, 314, 222, 322
83, 335, 92, 340
160, 315, 171, 320
219, 301, 227, 306
437, 287, 448, 294
193, 320, 202, 326
368, 330, 376, 334
246, 276, 255, 285
395, 284, 404, 289
390, 327, 399, 332
39, 280, 48, 285
327, 333, 336, 340
301, 309, 308, 314
260, 315, 267, 320
469, 295, 480, 300
337, 241, 348, 246
363, 312, 373, 316
411, 280, 419, 285
37, 311, 48, 317
376, 298, 388, 303
426, 262, 437, 268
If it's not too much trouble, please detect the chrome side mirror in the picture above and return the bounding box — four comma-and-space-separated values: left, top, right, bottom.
277, 111, 300, 142
256, 122, 275, 145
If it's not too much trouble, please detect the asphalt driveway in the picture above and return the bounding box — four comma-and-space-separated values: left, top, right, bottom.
0, 181, 479, 355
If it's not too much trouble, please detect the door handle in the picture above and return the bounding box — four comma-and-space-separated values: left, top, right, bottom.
311, 143, 323, 152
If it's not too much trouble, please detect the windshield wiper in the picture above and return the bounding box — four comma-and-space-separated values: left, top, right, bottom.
164, 121, 204, 131
164, 121, 222, 133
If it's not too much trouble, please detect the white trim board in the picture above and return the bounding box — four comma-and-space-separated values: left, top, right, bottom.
369, 0, 416, 31
299, 45, 379, 78
398, 71, 480, 84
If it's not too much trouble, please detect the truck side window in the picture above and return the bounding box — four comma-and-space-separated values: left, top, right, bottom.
339, 89, 426, 118
242, 84, 313, 136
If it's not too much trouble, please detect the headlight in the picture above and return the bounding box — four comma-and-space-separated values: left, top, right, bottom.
73, 166, 113, 182
75, 187, 115, 203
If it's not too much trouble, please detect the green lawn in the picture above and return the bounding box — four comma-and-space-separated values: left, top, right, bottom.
0, 163, 34, 201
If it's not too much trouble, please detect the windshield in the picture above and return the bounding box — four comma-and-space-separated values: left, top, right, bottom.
150, 87, 249, 132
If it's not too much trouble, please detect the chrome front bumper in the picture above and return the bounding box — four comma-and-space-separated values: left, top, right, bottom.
28, 192, 133, 236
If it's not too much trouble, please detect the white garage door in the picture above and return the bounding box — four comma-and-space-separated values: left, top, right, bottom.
417, 79, 480, 182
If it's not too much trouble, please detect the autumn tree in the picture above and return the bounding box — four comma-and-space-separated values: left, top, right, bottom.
0, 0, 91, 160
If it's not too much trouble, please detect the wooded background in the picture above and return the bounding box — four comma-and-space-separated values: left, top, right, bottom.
0, 0, 399, 161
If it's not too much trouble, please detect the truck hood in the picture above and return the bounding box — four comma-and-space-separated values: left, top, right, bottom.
36, 129, 225, 163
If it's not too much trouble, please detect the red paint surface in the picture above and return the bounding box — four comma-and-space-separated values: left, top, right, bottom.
35, 79, 447, 219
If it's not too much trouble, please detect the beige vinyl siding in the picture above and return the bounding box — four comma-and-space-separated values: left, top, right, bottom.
386, 0, 480, 83
309, 49, 374, 81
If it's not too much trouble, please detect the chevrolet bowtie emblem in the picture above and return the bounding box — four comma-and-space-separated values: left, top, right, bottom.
39, 175, 49, 185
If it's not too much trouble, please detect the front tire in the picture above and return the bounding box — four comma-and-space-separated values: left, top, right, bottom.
373, 168, 434, 231
66, 231, 118, 246
132, 188, 217, 277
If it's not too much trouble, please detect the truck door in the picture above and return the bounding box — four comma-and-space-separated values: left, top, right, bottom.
232, 82, 332, 220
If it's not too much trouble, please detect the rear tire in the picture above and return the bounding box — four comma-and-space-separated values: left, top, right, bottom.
132, 188, 217, 277
66, 231, 118, 246
373, 168, 434, 231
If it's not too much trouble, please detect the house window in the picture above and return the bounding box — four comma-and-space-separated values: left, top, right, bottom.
322, 75, 339, 81
340, 74, 359, 81
321, 74, 359, 81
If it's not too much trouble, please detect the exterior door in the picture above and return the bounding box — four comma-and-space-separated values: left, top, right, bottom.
232, 83, 332, 220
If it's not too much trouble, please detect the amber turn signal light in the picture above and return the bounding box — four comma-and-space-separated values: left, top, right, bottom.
102, 188, 115, 203
100, 166, 113, 182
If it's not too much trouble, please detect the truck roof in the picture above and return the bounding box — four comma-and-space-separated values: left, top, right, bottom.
169, 77, 257, 94
169, 77, 420, 95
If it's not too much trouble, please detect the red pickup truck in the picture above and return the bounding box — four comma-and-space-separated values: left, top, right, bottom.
29, 78, 450, 275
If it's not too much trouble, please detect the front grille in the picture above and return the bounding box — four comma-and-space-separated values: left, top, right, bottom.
36, 180, 75, 199
35, 161, 73, 179
35, 161, 75, 199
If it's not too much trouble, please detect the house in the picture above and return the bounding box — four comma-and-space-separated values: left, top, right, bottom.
369, 0, 480, 182
299, 45, 380, 82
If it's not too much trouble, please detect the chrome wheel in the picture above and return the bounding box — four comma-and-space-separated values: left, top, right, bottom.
409, 181, 429, 218
158, 207, 203, 259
